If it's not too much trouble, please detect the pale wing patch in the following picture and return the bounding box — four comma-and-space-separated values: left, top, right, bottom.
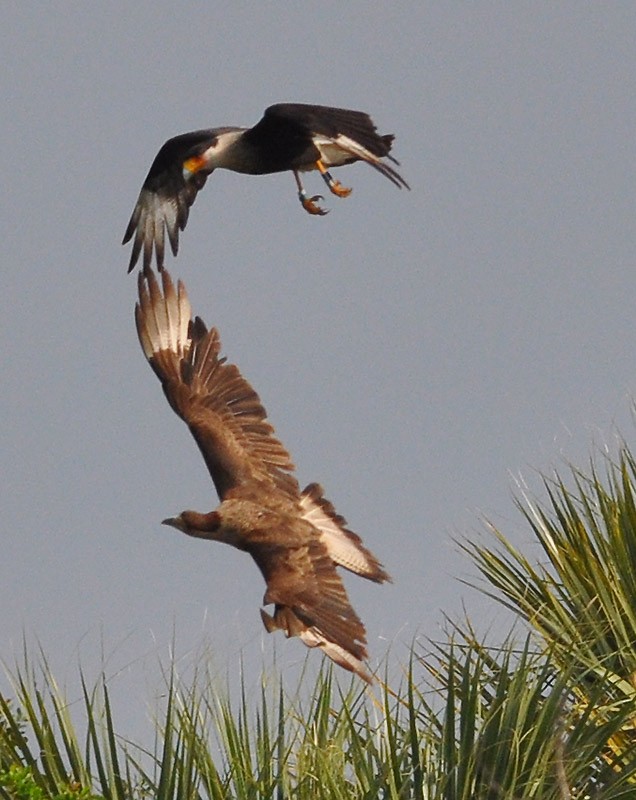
300, 491, 370, 575
136, 269, 192, 358
299, 484, 391, 583
124, 170, 208, 272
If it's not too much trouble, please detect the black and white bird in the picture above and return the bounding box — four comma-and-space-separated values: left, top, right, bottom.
123, 103, 410, 272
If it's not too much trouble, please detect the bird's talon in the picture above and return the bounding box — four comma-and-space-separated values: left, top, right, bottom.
301, 194, 329, 216
329, 181, 352, 198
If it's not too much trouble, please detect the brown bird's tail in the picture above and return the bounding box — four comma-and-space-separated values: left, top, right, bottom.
260, 606, 374, 684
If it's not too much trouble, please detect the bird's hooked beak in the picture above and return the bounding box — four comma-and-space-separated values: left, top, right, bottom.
162, 515, 186, 532
161, 511, 220, 540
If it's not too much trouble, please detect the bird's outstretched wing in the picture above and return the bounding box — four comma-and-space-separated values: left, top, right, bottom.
300, 483, 391, 583
260, 104, 410, 189
123, 131, 216, 273
135, 268, 299, 499
255, 530, 372, 682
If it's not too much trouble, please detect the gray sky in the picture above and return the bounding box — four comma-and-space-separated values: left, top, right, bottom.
2, 4, 636, 732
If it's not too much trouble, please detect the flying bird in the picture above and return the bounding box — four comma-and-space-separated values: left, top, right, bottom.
124, 103, 410, 272
135, 267, 391, 681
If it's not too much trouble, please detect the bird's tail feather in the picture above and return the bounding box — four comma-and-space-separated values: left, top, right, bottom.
260, 606, 374, 684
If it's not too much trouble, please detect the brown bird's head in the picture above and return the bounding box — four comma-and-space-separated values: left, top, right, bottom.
162, 510, 222, 539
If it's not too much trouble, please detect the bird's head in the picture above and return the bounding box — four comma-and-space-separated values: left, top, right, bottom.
161, 510, 222, 539
182, 154, 210, 179
161, 513, 188, 534
182, 128, 247, 179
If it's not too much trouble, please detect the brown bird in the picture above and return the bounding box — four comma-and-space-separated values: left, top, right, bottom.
123, 103, 409, 272
135, 268, 391, 681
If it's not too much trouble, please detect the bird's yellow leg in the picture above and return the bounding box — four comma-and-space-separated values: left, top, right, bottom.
293, 170, 328, 216
316, 159, 352, 198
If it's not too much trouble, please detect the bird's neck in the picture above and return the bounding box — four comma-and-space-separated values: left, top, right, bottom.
181, 508, 249, 549
212, 129, 259, 174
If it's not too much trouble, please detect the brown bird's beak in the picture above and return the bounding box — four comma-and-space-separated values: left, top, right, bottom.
161, 516, 183, 531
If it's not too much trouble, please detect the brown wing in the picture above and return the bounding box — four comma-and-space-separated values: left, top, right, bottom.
135, 268, 299, 500
123, 130, 217, 273
251, 530, 370, 675
299, 483, 391, 583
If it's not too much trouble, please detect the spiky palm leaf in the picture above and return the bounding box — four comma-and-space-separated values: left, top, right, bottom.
465, 445, 636, 778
